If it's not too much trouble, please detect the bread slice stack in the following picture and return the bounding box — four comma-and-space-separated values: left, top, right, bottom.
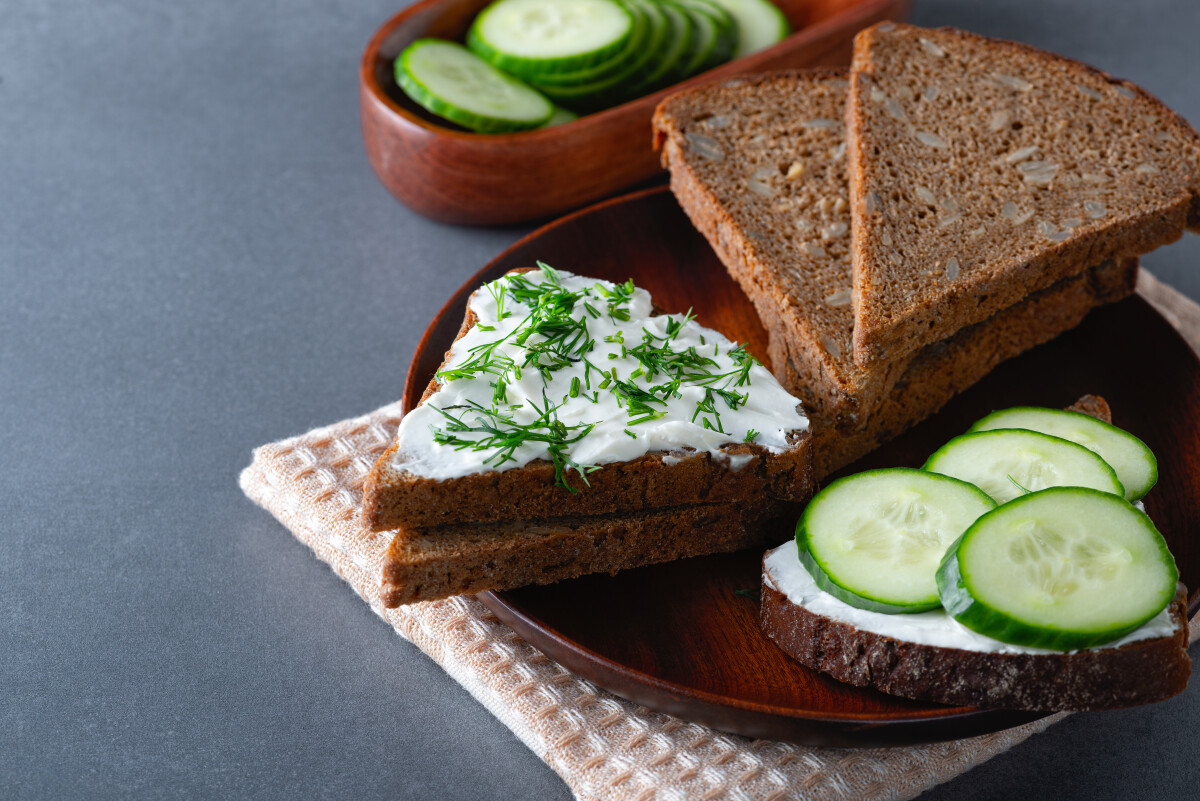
363, 268, 815, 605
654, 24, 1200, 476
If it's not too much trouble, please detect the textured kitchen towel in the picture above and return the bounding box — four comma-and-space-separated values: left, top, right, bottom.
239, 272, 1200, 801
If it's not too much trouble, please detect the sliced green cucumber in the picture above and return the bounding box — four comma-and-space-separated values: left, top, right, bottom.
643, 1, 695, 89
674, 1, 720, 77
467, 0, 635, 79
529, 0, 664, 112
611, 0, 673, 100
677, 0, 736, 73
396, 39, 554, 133
797, 468, 997, 614
969, 407, 1157, 501
923, 429, 1124, 505
518, 0, 649, 87
937, 487, 1178, 650
706, 0, 790, 58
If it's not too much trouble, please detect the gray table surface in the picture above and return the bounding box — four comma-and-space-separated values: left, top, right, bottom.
4, 0, 1199, 798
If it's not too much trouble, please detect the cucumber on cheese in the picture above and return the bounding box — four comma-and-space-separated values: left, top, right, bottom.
796, 468, 996, 614
396, 39, 554, 133
937, 487, 1178, 650
969, 406, 1157, 501
923, 428, 1124, 504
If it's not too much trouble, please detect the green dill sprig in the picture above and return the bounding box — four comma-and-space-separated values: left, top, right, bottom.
430, 395, 600, 492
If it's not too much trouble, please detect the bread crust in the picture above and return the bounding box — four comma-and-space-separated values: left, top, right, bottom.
846, 23, 1200, 367
760, 578, 1191, 711
362, 269, 815, 531
805, 257, 1138, 476
382, 499, 793, 606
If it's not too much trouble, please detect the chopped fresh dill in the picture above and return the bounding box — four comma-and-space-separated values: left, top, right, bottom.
430, 395, 599, 492
1007, 475, 1033, 496
427, 267, 767, 492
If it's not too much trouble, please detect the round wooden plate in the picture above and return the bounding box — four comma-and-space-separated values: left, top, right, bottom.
403, 186, 1200, 747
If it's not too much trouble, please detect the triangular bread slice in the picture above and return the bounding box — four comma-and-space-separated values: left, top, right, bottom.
653, 71, 1138, 476
846, 23, 1200, 366
362, 268, 814, 532
762, 396, 1193, 711
382, 499, 791, 606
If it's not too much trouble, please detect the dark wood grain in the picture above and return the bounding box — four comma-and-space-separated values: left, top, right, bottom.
403, 187, 1200, 747
360, 0, 911, 226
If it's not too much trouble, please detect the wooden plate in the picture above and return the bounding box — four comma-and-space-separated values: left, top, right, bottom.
403, 186, 1200, 747
360, 0, 910, 226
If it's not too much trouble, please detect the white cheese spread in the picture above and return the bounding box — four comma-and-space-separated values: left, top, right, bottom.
763, 540, 1178, 654
391, 267, 808, 483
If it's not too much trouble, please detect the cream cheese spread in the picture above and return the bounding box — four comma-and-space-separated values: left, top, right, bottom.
763, 540, 1178, 654
391, 267, 808, 482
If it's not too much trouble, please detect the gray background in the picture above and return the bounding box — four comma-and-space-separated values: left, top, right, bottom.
3, 0, 1198, 798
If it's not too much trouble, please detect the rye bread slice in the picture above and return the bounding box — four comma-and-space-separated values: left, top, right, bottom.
382, 498, 792, 606
654, 70, 907, 430
761, 565, 1190, 711
803, 257, 1138, 476
652, 71, 1137, 477
846, 22, 1200, 367
362, 269, 815, 532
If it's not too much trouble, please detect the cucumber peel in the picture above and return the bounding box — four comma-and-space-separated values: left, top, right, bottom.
969, 406, 1157, 501
937, 487, 1178, 650
797, 468, 997, 614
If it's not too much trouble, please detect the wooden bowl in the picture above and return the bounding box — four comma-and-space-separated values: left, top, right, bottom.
360, 0, 911, 225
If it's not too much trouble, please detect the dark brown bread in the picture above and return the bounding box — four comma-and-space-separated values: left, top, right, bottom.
652, 70, 1137, 477
362, 269, 814, 532
760, 579, 1190, 711
653, 70, 902, 430
846, 22, 1200, 367
382, 499, 792, 606
803, 257, 1137, 476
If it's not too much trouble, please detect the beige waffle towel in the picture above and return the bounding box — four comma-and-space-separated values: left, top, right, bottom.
240, 272, 1199, 801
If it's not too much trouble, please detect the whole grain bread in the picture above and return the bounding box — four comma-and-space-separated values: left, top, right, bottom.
804, 257, 1137, 475
382, 498, 792, 606
760, 574, 1190, 711
846, 22, 1200, 367
362, 269, 815, 532
652, 71, 1137, 477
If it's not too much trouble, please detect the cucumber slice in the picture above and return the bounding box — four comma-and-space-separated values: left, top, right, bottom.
645, 1, 695, 89
519, 0, 649, 87
396, 39, 554, 133
705, 0, 790, 58
674, 1, 721, 77
611, 0, 674, 99
468, 0, 634, 79
937, 487, 1178, 650
797, 468, 997, 614
529, 0, 664, 112
924, 429, 1124, 505
969, 407, 1157, 501
677, 0, 736, 72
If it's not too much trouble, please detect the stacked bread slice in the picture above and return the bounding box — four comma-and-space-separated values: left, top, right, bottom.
654, 24, 1200, 476
363, 268, 815, 606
